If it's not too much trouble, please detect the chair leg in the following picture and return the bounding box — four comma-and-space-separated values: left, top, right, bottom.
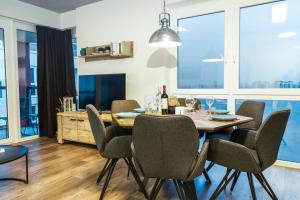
210, 169, 237, 200
96, 159, 111, 185
230, 170, 241, 192
247, 173, 257, 200
99, 159, 118, 200
182, 180, 197, 200
258, 173, 278, 200
124, 158, 149, 199
203, 169, 211, 184
173, 180, 185, 200
149, 179, 165, 200
25, 153, 29, 184
206, 161, 215, 172
253, 174, 277, 200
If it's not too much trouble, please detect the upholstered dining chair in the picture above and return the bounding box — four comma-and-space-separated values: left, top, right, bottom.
207, 109, 290, 200
111, 99, 140, 113
206, 100, 265, 172
132, 114, 209, 200
86, 105, 148, 200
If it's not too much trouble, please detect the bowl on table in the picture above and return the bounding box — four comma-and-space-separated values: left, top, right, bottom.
115, 112, 141, 119
210, 114, 237, 121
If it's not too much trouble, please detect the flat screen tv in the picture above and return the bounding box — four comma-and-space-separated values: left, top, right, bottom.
79, 74, 126, 111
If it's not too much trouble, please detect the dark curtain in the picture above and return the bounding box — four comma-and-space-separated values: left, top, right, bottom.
37, 26, 76, 137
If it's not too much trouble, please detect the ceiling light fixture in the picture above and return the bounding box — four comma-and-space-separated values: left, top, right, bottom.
149, 0, 182, 48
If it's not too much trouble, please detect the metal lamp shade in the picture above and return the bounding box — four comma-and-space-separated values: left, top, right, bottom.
149, 27, 182, 48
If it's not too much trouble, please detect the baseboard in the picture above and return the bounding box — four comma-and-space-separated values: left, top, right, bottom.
274, 160, 300, 170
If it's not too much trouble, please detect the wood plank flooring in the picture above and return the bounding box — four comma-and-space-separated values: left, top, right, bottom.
0, 137, 299, 200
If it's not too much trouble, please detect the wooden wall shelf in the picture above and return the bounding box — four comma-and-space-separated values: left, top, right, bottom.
79, 41, 133, 62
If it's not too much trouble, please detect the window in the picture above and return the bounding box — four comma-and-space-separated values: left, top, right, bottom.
240, 0, 300, 88
236, 99, 300, 163
0, 28, 8, 140
178, 12, 225, 89
17, 29, 39, 138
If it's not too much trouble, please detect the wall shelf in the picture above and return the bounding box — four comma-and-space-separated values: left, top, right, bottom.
79, 41, 133, 62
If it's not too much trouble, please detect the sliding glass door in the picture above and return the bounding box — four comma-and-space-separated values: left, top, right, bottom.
16, 29, 39, 138
0, 28, 8, 140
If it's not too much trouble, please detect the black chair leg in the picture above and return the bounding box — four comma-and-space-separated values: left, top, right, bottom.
247, 173, 257, 200
99, 159, 118, 200
124, 158, 149, 199
182, 180, 197, 200
173, 180, 186, 200
149, 179, 165, 200
254, 173, 277, 200
210, 169, 237, 200
230, 170, 241, 192
206, 161, 215, 172
258, 173, 278, 200
203, 169, 211, 184
96, 159, 111, 185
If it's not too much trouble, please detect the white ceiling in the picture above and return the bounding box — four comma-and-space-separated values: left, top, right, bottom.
18, 0, 103, 13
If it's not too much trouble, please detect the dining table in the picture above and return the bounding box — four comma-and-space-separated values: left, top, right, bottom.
111, 111, 253, 133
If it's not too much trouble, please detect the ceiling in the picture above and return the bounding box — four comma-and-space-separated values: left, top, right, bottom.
18, 0, 103, 13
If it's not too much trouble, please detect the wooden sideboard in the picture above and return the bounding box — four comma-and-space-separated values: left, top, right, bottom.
57, 112, 112, 145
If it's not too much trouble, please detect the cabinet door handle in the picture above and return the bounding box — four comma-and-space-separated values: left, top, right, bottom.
70, 118, 77, 121
78, 119, 85, 122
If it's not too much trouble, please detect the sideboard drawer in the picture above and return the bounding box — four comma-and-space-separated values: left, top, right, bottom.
62, 127, 77, 141
77, 118, 91, 131
78, 130, 95, 144
62, 117, 77, 129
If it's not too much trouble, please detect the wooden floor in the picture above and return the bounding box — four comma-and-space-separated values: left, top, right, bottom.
0, 138, 299, 200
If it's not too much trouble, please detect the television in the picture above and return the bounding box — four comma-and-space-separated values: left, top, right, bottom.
79, 74, 126, 111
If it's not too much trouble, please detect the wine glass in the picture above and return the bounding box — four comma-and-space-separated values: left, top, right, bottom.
153, 95, 160, 114
144, 95, 153, 113
185, 96, 195, 112
206, 96, 215, 115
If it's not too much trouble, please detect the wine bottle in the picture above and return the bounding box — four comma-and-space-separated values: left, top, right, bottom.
161, 85, 168, 115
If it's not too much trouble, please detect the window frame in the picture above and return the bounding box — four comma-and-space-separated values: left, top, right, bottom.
171, 0, 300, 166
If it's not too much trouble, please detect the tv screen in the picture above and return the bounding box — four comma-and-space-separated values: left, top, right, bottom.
79, 74, 126, 111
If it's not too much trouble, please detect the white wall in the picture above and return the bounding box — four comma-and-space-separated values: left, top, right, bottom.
0, 0, 60, 28
60, 10, 76, 29
73, 0, 177, 103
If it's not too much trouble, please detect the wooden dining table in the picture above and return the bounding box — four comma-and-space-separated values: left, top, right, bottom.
111, 111, 253, 133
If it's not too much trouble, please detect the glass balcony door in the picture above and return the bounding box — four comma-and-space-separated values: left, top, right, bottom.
16, 29, 39, 138
0, 28, 9, 141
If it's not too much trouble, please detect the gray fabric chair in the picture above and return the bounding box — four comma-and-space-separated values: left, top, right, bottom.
132, 114, 209, 200
206, 100, 265, 172
111, 99, 140, 113
86, 104, 148, 200
207, 109, 290, 200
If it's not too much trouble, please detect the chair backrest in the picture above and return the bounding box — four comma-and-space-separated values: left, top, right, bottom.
236, 100, 265, 130
255, 109, 290, 170
111, 100, 140, 113
86, 104, 107, 153
132, 114, 199, 180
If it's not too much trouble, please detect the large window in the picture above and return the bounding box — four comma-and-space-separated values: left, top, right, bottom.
240, 0, 300, 88
176, 0, 300, 164
0, 28, 8, 140
17, 30, 39, 138
178, 12, 225, 89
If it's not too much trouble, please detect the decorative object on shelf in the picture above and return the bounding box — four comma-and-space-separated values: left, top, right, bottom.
104, 46, 111, 53
149, 0, 181, 48
80, 48, 86, 56
57, 97, 74, 112
79, 41, 133, 62
98, 47, 105, 54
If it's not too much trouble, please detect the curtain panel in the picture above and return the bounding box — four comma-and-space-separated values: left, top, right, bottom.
37, 26, 76, 137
